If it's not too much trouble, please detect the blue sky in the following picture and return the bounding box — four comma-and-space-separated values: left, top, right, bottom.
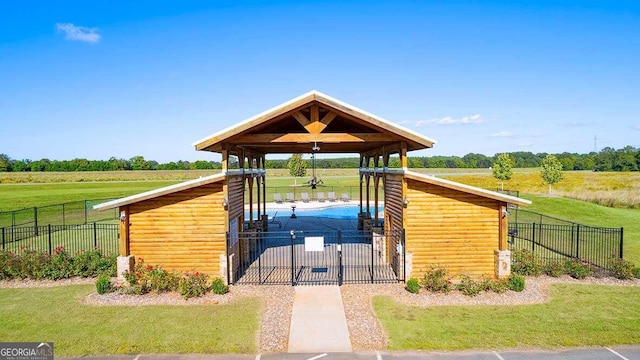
1, 0, 639, 163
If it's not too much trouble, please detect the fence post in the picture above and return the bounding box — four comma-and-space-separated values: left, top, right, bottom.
338, 229, 343, 286
85, 200, 88, 224
34, 207, 38, 236
47, 224, 52, 255
575, 225, 580, 259
290, 231, 295, 286
370, 230, 374, 284
62, 203, 65, 226
2, 227, 4, 250
531, 223, 536, 252
619, 227, 624, 259
93, 222, 98, 249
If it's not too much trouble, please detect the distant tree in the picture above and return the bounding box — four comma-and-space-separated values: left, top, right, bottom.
540, 154, 564, 195
190, 160, 214, 170
492, 153, 514, 191
0, 154, 10, 171
287, 153, 307, 185
11, 159, 29, 172
130, 156, 152, 170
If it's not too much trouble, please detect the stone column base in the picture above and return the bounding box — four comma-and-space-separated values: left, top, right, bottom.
117, 255, 135, 281
495, 250, 511, 279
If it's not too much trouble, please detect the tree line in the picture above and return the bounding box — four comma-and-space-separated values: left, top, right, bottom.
0, 146, 638, 172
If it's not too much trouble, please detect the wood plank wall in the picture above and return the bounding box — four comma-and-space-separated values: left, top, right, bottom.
128, 182, 226, 277
405, 179, 501, 279
383, 174, 404, 232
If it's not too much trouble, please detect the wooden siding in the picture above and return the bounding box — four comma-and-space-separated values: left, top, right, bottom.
405, 179, 502, 279
384, 174, 404, 231
128, 182, 226, 277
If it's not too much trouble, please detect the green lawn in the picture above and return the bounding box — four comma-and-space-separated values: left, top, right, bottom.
0, 181, 179, 211
374, 284, 640, 350
522, 195, 640, 265
0, 285, 260, 356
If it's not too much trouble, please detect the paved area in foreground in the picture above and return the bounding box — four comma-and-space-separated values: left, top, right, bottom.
287, 285, 352, 353
58, 346, 640, 359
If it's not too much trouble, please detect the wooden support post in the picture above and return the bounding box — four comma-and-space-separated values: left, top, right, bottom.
400, 142, 408, 169
499, 204, 508, 251
248, 176, 254, 226
221, 150, 228, 172
118, 206, 130, 256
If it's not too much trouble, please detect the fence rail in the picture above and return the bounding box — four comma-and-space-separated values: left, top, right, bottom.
0, 199, 118, 229
230, 229, 404, 285
508, 222, 623, 269
1, 223, 119, 256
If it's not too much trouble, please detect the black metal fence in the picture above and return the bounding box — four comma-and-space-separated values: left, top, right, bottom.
1, 223, 119, 256
0, 199, 118, 228
230, 229, 404, 285
508, 209, 623, 269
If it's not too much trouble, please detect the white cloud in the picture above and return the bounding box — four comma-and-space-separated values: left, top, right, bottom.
415, 114, 486, 127
56, 23, 101, 43
632, 125, 640, 131
489, 131, 516, 138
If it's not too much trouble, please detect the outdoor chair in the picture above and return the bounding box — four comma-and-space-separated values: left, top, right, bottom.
286, 193, 295, 202
317, 192, 325, 202
341, 193, 350, 202
327, 192, 337, 202
301, 192, 310, 203
273, 193, 283, 203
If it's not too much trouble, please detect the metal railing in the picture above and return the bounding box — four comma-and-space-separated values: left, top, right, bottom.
0, 199, 118, 228
508, 210, 623, 269
229, 228, 404, 285
1, 223, 119, 256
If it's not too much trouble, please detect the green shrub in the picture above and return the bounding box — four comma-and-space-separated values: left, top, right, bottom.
211, 278, 229, 295
405, 278, 420, 294
633, 268, 640, 279
178, 272, 210, 299
487, 278, 508, 293
565, 259, 591, 279
147, 265, 180, 293
456, 274, 483, 297
507, 274, 525, 292
608, 258, 635, 280
96, 274, 113, 294
420, 264, 452, 293
511, 249, 543, 276
543, 260, 566, 277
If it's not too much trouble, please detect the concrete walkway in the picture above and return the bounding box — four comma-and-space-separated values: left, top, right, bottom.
287, 285, 353, 353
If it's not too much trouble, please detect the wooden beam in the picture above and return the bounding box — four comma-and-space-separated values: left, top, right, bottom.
310, 104, 319, 123
292, 111, 310, 127
320, 111, 337, 125
234, 133, 394, 144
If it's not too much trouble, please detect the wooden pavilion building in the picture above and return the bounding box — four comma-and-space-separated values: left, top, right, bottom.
95, 90, 530, 283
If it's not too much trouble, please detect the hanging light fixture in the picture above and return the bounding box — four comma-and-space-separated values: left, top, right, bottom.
310, 141, 320, 189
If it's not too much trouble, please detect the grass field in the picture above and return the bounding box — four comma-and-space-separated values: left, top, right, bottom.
374, 284, 640, 350
0, 285, 260, 356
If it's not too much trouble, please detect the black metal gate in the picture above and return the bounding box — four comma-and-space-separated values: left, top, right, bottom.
229, 229, 405, 285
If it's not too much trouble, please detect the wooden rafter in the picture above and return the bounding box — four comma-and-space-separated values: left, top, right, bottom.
292, 111, 310, 127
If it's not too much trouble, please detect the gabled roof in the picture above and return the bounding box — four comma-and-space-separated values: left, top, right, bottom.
93, 172, 226, 211
404, 170, 532, 207
193, 90, 436, 155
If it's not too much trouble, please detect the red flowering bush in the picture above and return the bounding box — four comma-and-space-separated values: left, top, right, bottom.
178, 271, 210, 299
122, 258, 179, 294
